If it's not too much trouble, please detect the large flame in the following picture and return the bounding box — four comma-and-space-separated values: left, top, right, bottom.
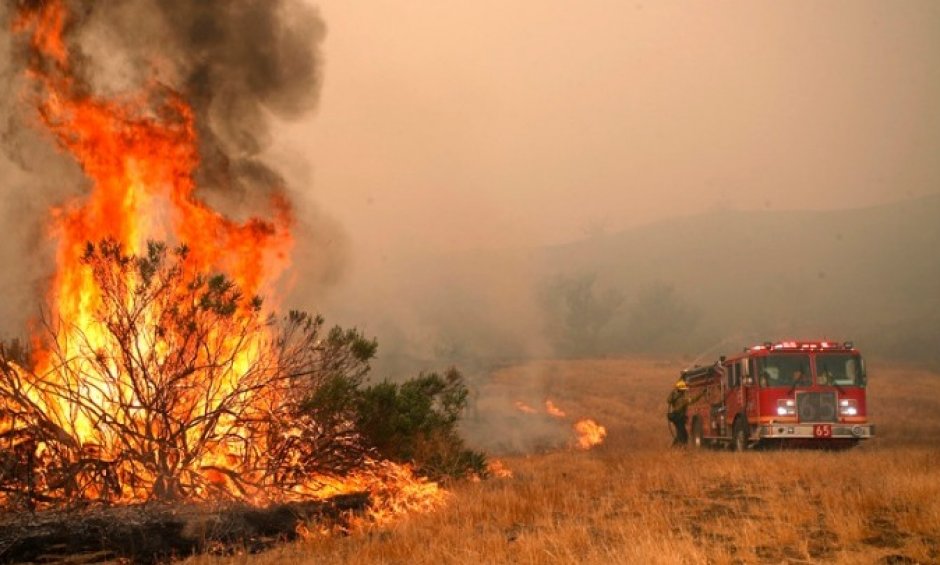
17, 1, 293, 355
13, 0, 288, 495
1, 0, 443, 517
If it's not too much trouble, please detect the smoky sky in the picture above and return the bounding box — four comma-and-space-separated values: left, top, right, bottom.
297, 0, 940, 256
281, 0, 940, 382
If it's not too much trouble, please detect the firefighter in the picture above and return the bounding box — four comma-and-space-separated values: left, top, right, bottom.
666, 379, 704, 446
792, 368, 808, 386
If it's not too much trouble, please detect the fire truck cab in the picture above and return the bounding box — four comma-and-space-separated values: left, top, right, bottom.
680, 340, 874, 450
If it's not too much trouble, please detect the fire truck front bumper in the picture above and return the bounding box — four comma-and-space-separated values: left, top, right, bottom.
758, 423, 875, 440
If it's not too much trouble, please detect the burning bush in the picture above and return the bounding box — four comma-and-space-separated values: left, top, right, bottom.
0, 240, 376, 507
0, 239, 487, 514
0, 1, 478, 519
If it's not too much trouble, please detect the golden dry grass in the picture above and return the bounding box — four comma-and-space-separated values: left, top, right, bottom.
185, 358, 940, 564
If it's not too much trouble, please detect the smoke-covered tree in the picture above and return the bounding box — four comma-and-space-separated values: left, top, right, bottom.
540, 272, 625, 357
623, 281, 700, 353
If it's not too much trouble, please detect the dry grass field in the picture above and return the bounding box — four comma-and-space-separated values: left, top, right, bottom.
186, 357, 940, 565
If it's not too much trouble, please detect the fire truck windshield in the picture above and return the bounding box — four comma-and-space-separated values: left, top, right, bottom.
757, 355, 810, 388
815, 353, 866, 387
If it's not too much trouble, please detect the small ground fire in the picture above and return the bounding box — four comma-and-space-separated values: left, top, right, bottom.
573, 419, 607, 450
512, 398, 607, 450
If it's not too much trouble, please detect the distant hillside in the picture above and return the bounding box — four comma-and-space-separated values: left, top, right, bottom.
327, 194, 940, 377
535, 193, 940, 364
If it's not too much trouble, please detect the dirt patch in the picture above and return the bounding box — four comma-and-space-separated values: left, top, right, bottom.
696, 502, 737, 520
753, 543, 807, 563
878, 555, 920, 565
805, 531, 840, 560
677, 524, 739, 557
921, 535, 940, 561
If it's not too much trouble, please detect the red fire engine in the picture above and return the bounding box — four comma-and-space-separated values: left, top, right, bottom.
680, 340, 874, 450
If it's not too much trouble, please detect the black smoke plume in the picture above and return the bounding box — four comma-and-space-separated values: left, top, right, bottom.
0, 1, 341, 335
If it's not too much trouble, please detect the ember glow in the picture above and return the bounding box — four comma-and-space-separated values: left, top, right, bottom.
485, 459, 513, 479
514, 400, 537, 414
544, 400, 566, 418
0, 0, 444, 516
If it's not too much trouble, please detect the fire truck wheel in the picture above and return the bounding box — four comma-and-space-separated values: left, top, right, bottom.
690, 417, 704, 449
732, 418, 748, 452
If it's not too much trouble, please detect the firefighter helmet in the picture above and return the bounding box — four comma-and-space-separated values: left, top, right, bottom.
674, 379, 688, 390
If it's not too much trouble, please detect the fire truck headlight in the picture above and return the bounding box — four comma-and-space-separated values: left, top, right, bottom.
776, 399, 796, 416
839, 399, 858, 416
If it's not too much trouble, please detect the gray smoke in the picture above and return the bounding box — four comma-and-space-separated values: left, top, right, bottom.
0, 0, 343, 337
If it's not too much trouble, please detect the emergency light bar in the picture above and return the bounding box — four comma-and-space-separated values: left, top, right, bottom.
749, 340, 856, 351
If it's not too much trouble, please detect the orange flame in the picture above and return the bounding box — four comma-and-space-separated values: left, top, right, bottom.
486, 459, 513, 479
514, 400, 536, 414
2, 0, 444, 518
544, 400, 566, 418
18, 1, 292, 338
9, 0, 290, 494
573, 419, 607, 450
514, 398, 606, 451
297, 459, 446, 533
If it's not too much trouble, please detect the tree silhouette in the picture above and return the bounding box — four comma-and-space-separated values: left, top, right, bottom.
541, 272, 624, 357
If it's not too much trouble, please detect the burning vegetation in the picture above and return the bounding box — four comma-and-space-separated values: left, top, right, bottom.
511, 398, 607, 451
0, 7, 601, 559
1, 240, 381, 506
573, 419, 607, 450
0, 0, 458, 523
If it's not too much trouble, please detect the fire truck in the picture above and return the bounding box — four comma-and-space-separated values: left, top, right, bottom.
680, 340, 874, 450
